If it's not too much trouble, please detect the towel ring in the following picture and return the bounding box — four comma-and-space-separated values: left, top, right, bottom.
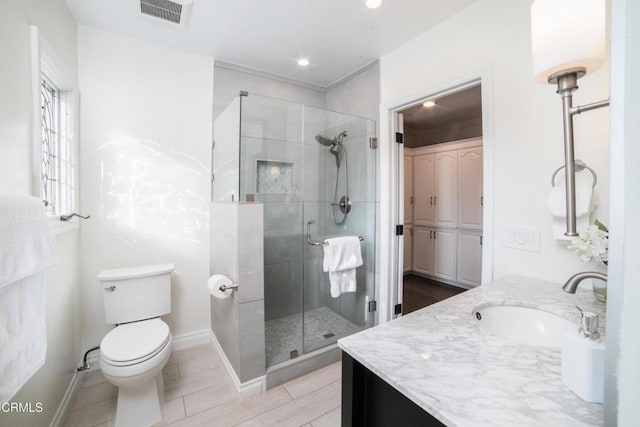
551, 160, 597, 188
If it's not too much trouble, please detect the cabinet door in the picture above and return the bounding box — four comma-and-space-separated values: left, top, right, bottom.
457, 230, 482, 287
412, 227, 434, 276
458, 147, 483, 230
404, 156, 414, 224
434, 151, 458, 227
403, 226, 413, 272
413, 154, 435, 226
433, 228, 457, 281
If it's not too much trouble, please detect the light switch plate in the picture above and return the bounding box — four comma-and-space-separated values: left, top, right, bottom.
506, 227, 541, 252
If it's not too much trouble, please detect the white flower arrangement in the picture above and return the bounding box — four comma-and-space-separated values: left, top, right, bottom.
568, 220, 609, 266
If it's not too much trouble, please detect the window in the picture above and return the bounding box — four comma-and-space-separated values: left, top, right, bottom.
32, 26, 77, 217
40, 76, 74, 215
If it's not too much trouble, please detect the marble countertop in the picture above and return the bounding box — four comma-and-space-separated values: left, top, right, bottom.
338, 275, 606, 426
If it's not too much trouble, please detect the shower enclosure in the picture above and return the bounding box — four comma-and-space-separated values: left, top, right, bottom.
212, 93, 377, 373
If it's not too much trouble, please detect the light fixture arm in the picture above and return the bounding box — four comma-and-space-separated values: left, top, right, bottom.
553, 71, 610, 237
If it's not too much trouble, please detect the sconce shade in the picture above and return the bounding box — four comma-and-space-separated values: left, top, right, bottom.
531, 0, 606, 84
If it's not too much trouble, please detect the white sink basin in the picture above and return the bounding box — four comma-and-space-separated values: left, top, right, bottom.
473, 305, 580, 348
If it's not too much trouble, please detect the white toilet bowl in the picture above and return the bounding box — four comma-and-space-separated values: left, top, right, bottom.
100, 318, 172, 427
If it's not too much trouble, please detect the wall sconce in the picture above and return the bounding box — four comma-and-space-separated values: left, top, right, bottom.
531, 0, 609, 237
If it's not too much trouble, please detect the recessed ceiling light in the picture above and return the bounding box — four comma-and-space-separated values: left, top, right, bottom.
297, 58, 310, 66
422, 100, 436, 108
366, 0, 382, 9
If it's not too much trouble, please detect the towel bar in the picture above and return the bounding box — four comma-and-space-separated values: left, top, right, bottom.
60, 213, 91, 221
306, 219, 364, 246
551, 160, 597, 189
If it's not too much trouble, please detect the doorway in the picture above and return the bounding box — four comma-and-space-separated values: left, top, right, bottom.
398, 84, 484, 315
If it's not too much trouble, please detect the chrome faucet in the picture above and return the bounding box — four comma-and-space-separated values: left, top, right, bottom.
563, 271, 608, 294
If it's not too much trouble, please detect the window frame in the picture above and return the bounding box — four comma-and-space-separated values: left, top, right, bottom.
30, 26, 79, 234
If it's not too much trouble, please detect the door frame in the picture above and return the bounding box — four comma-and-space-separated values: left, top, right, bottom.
378, 70, 495, 323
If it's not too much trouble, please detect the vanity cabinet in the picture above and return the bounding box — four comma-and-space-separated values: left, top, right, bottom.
342, 352, 445, 427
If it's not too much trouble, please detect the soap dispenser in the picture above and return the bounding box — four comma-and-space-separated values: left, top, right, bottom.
561, 307, 605, 403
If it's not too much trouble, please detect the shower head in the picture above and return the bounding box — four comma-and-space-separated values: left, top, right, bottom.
314, 130, 348, 147
315, 134, 334, 147
315, 131, 347, 168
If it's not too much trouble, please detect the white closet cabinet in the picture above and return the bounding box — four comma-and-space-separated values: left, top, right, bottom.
457, 230, 483, 287
434, 151, 458, 228
433, 228, 457, 281
412, 227, 434, 276
406, 138, 482, 288
413, 154, 435, 226
403, 226, 413, 273
404, 156, 414, 224
458, 147, 483, 230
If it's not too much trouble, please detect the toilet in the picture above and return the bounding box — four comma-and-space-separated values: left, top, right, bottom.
97, 263, 175, 427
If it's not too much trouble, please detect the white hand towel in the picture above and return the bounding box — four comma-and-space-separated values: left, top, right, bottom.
0, 196, 58, 404
322, 236, 363, 298
547, 180, 596, 218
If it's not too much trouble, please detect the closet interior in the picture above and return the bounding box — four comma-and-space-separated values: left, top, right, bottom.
401, 85, 484, 314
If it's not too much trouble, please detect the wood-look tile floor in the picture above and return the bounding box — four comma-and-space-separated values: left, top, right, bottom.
67, 344, 341, 427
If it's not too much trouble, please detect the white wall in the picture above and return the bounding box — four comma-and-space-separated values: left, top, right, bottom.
213, 62, 325, 120
77, 26, 214, 348
608, 0, 640, 424
0, 1, 81, 426
380, 0, 610, 284
325, 62, 380, 122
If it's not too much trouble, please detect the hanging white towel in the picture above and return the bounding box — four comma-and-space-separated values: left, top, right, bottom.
547, 183, 596, 218
322, 236, 363, 298
547, 176, 598, 241
0, 196, 59, 404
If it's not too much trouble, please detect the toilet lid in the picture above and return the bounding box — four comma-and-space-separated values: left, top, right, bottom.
101, 319, 170, 363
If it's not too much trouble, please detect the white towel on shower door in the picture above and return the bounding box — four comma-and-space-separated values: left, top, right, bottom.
322, 236, 363, 298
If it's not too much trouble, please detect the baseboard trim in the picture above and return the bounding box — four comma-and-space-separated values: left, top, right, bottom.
49, 367, 82, 427
209, 331, 265, 398
171, 329, 213, 351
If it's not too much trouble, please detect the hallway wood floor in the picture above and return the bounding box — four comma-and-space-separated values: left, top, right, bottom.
402, 274, 466, 315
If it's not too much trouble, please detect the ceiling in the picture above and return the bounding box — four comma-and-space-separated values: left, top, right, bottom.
402, 85, 482, 131
65, 0, 478, 88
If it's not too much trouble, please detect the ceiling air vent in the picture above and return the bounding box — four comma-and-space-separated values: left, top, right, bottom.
140, 0, 193, 28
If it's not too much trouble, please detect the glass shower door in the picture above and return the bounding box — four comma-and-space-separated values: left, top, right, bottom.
302, 106, 377, 354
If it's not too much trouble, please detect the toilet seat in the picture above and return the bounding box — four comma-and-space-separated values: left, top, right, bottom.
101, 318, 170, 367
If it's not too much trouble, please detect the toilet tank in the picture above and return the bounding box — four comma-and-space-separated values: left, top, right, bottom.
98, 263, 174, 325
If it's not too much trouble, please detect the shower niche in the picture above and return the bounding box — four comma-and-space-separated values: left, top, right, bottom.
211, 92, 377, 389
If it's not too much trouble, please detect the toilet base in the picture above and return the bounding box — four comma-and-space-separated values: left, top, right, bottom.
114, 373, 164, 427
